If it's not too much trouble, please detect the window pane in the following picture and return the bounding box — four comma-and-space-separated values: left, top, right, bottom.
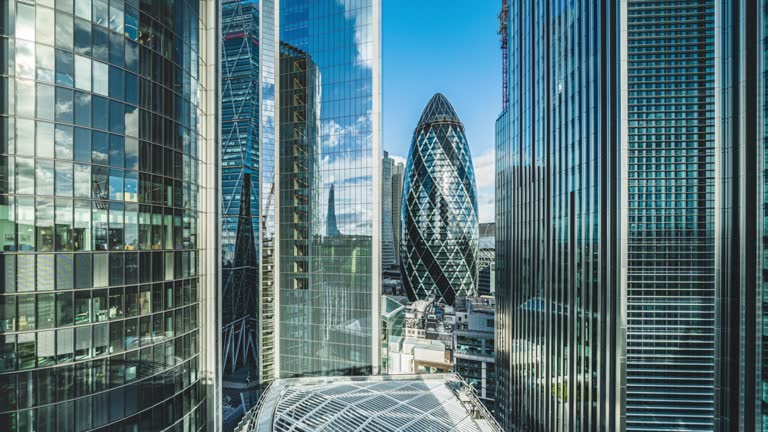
16, 40, 35, 79
36, 44, 54, 83
109, 135, 123, 168
56, 253, 73, 290
36, 83, 55, 121
16, 197, 35, 251
55, 87, 73, 123
55, 11, 73, 50
18, 333, 36, 369
74, 127, 90, 163
55, 162, 73, 197
92, 97, 108, 132
37, 330, 55, 366
92, 24, 109, 61
55, 124, 73, 160
36, 198, 54, 252
108, 2, 123, 33
16, 79, 35, 117
18, 295, 36, 331
74, 18, 91, 56
73, 199, 91, 252
75, 0, 91, 20
74, 55, 91, 91
55, 293, 73, 327
93, 253, 108, 287
36, 6, 55, 46
36, 121, 54, 158
37, 254, 55, 291
55, 199, 74, 251
0, 296, 16, 332
16, 3, 36, 42
16, 157, 34, 195
92, 60, 108, 96
93, 0, 108, 28
35, 159, 54, 196
109, 32, 123, 67
93, 290, 107, 322
109, 101, 124, 134
74, 91, 91, 127
55, 49, 73, 87
38, 294, 55, 329
125, 105, 138, 138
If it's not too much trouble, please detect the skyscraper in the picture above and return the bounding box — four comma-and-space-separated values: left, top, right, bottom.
381, 151, 395, 267
391, 159, 404, 266
401, 93, 478, 306
494, 0, 620, 430
220, 0, 277, 427
496, 1, 768, 431
0, 0, 219, 430
277, 0, 381, 378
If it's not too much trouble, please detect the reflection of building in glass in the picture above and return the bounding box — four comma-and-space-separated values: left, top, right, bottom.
235, 374, 501, 432
220, 2, 260, 425
220, 0, 278, 427
277, 0, 381, 378
325, 183, 341, 237
477, 223, 495, 296
401, 94, 478, 306
0, 0, 218, 430
278, 41, 321, 295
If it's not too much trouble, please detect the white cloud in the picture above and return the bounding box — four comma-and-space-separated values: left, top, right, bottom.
472, 149, 496, 223
473, 149, 495, 189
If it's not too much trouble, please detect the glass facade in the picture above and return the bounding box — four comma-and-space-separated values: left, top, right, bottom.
623, 1, 717, 430
401, 94, 478, 306
494, 0, 620, 430
0, 0, 216, 430
277, 0, 381, 377
220, 0, 259, 386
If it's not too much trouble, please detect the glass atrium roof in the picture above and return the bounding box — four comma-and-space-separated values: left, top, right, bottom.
235, 374, 501, 432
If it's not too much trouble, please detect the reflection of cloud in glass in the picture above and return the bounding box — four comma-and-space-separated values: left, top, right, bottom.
321, 113, 372, 150
336, 0, 373, 69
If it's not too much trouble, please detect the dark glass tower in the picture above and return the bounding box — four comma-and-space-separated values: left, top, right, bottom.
494, 0, 620, 430
497, 1, 768, 431
401, 93, 478, 306
220, 0, 277, 427
220, 0, 259, 402
277, 0, 381, 378
0, 0, 218, 431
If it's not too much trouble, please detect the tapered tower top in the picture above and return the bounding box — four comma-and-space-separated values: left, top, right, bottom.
417, 93, 461, 126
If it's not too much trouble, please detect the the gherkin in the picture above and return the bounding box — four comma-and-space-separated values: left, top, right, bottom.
401, 93, 479, 305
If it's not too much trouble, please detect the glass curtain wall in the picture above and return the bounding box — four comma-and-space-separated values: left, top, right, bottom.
0, 0, 214, 430
278, 0, 380, 378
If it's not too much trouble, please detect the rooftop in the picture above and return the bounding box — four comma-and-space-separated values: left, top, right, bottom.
235, 374, 501, 432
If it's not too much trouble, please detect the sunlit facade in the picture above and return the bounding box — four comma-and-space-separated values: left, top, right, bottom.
277, 0, 381, 378
401, 93, 478, 306
0, 0, 219, 430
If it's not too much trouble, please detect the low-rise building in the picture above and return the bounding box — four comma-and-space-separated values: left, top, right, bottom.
383, 296, 496, 413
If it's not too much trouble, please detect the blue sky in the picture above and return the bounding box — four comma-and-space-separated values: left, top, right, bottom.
383, 0, 501, 222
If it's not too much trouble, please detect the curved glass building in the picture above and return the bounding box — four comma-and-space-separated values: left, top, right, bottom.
0, 0, 219, 430
401, 93, 478, 306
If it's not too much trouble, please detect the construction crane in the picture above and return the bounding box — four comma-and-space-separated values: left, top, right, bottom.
498, 0, 509, 110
